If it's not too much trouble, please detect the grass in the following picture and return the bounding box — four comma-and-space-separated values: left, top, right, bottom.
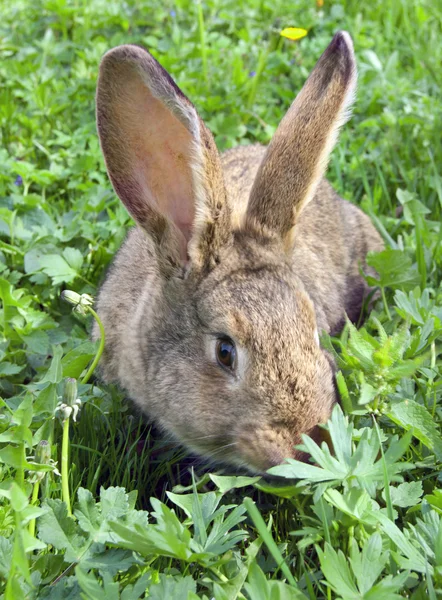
0, 0, 442, 597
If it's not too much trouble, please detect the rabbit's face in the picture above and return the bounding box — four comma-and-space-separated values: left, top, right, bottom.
149, 234, 337, 473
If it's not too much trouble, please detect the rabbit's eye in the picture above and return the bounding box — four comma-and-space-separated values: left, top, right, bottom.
216, 337, 237, 371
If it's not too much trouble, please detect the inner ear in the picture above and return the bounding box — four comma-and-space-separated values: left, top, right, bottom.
97, 45, 230, 269
123, 84, 196, 242
97, 56, 197, 260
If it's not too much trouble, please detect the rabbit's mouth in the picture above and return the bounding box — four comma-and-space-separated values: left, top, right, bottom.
232, 423, 329, 474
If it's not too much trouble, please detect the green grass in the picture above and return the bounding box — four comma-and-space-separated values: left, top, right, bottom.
1, 0, 442, 597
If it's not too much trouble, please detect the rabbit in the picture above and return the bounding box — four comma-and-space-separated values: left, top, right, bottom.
93, 31, 384, 473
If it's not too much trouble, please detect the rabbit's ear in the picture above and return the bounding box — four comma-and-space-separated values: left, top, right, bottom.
245, 32, 356, 247
96, 45, 230, 268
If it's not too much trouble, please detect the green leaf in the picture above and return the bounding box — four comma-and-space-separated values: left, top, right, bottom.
0, 445, 27, 470
366, 249, 420, 290
21, 527, 47, 553
346, 322, 377, 368
147, 574, 196, 600
203, 504, 247, 555
316, 542, 359, 597
0, 536, 12, 578
81, 548, 138, 576
394, 290, 426, 325
9, 482, 29, 512
5, 576, 28, 600
24, 246, 52, 275
109, 498, 194, 561
269, 405, 412, 496
324, 488, 378, 526
20, 330, 50, 354
166, 492, 196, 520
386, 481, 424, 508
268, 458, 341, 482
109, 519, 192, 560
120, 572, 151, 600
212, 537, 262, 600
387, 400, 442, 460
349, 533, 388, 594
0, 277, 22, 307
11, 394, 33, 429
61, 341, 97, 378
39, 254, 78, 285
374, 510, 428, 574
244, 562, 306, 600
359, 380, 377, 406
209, 474, 261, 493
396, 188, 430, 225
36, 576, 82, 599
75, 567, 119, 600
327, 402, 353, 466
63, 247, 83, 271
254, 481, 302, 499
38, 499, 88, 562
75, 486, 140, 545
41, 345, 63, 384
364, 571, 409, 600
0, 362, 25, 376
425, 490, 442, 514
34, 383, 59, 416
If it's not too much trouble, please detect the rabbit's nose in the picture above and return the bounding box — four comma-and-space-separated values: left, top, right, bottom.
236, 420, 333, 473
236, 425, 303, 472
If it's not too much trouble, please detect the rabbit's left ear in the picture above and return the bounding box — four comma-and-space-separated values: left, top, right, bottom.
96, 44, 230, 269
245, 32, 357, 248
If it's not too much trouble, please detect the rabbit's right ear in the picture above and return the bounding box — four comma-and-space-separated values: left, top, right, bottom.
96, 45, 230, 270
245, 32, 357, 249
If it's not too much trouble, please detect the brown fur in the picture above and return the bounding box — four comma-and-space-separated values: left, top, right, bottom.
93, 33, 383, 473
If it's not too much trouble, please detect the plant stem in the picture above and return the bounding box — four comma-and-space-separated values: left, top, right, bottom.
373, 415, 397, 575
318, 497, 331, 545
81, 307, 105, 385
0, 240, 24, 255
28, 480, 40, 537
55, 300, 105, 520
6, 513, 25, 598
61, 418, 72, 516
431, 341, 437, 417
335, 371, 352, 414
16, 441, 25, 490
381, 287, 391, 320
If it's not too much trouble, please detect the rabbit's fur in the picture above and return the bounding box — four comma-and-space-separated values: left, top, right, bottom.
94, 32, 383, 472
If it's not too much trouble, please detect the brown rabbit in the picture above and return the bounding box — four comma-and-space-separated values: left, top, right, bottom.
93, 32, 383, 473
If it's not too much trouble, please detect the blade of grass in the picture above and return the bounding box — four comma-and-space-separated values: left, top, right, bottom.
373, 415, 397, 576
244, 497, 297, 587
196, 1, 208, 84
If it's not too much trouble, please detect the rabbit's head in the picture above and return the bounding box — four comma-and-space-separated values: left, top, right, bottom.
96, 32, 356, 472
